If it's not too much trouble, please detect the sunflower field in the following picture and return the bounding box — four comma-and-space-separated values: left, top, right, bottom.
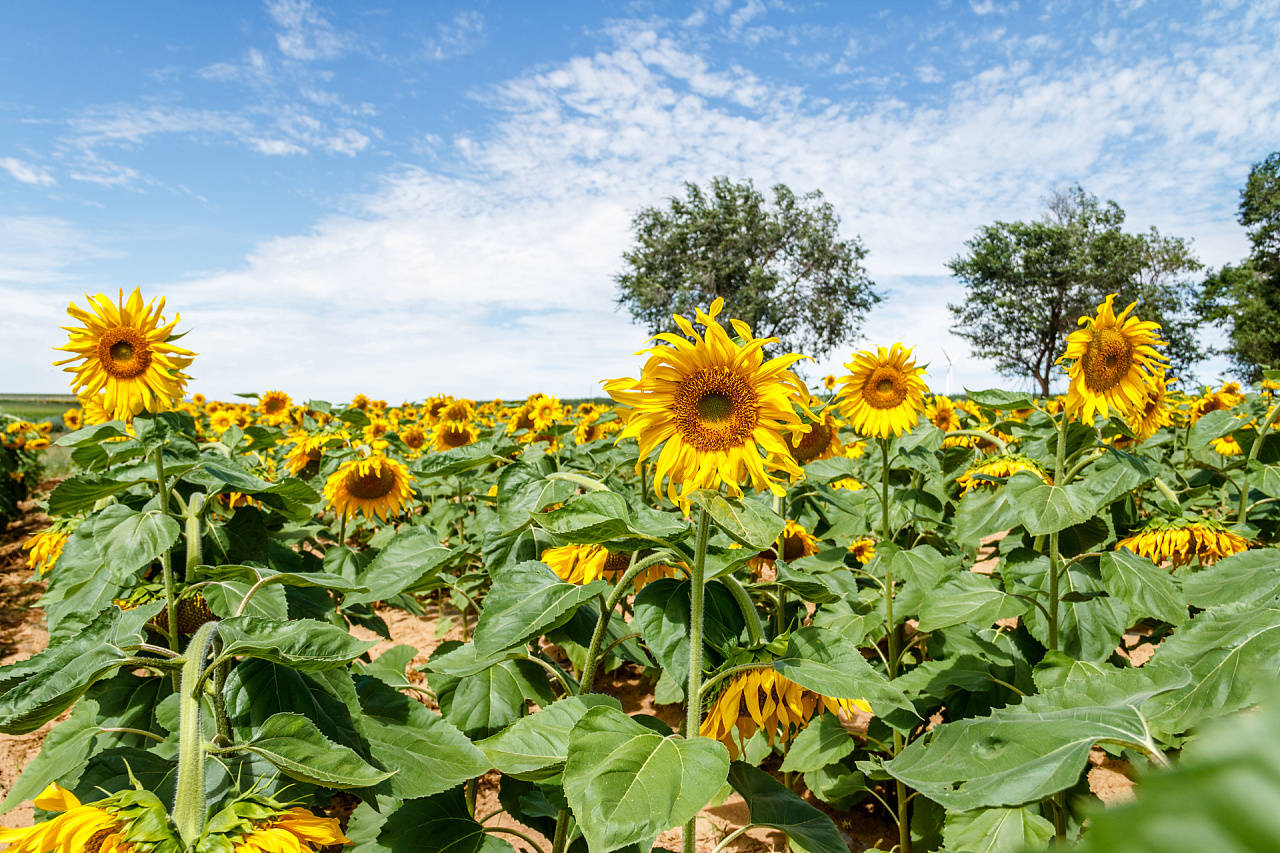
2, 288, 1280, 853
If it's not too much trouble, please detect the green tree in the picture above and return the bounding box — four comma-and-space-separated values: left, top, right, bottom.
1198, 152, 1280, 382
615, 176, 880, 361
948, 186, 1204, 395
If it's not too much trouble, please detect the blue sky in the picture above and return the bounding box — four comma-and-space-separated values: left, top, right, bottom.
3, 0, 1277, 401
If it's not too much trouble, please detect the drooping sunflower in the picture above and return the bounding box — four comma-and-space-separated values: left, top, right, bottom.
700, 666, 871, 760
603, 298, 811, 505
439, 397, 476, 423
1130, 373, 1172, 441
1058, 294, 1167, 425
257, 389, 292, 424
78, 393, 112, 426
230, 807, 349, 853
956, 454, 1051, 495
834, 343, 929, 439
400, 425, 428, 452
433, 420, 478, 452
53, 289, 195, 423
284, 432, 339, 477
541, 544, 679, 591
1116, 517, 1250, 568
0, 783, 171, 853
23, 525, 71, 575
323, 455, 414, 522
848, 537, 876, 565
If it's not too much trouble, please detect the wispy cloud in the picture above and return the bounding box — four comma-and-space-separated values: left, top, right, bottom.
266, 0, 351, 61
0, 157, 56, 186
424, 11, 485, 61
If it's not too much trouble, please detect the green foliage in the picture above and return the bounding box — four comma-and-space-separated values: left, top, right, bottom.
615, 176, 880, 360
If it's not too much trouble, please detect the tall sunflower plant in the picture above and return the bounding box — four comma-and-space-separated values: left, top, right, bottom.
5, 288, 1280, 853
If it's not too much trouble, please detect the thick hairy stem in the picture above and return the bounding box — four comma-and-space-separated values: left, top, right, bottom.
184, 493, 204, 576
879, 438, 911, 853
1048, 412, 1068, 654
154, 447, 182, 688
578, 552, 674, 691
174, 621, 218, 845
683, 508, 712, 853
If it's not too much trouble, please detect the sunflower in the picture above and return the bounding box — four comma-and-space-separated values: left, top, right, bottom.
925, 395, 961, 432
401, 425, 428, 451
78, 393, 112, 426
209, 410, 236, 433
61, 408, 83, 430
1058, 294, 1167, 425
23, 526, 70, 575
529, 393, 561, 430
440, 398, 475, 423
542, 544, 679, 591
229, 807, 349, 853
284, 432, 338, 477
822, 374, 837, 391
848, 537, 876, 565
351, 393, 371, 412
956, 454, 1051, 495
700, 666, 871, 760
1218, 381, 1246, 408
1211, 434, 1243, 456
257, 390, 292, 424
1131, 373, 1171, 441
323, 455, 414, 522
53, 289, 195, 423
782, 407, 844, 467
1116, 517, 1250, 568
604, 299, 810, 506
433, 420, 478, 452
0, 783, 151, 853
830, 477, 864, 491
835, 343, 929, 439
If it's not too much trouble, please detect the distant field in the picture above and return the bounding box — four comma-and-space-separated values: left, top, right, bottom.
0, 394, 76, 428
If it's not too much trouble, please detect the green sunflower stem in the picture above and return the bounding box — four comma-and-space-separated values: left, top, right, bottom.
683, 506, 712, 853
184, 492, 204, 576
153, 446, 182, 689
579, 552, 678, 692
719, 574, 765, 649
1047, 411, 1069, 655
174, 620, 218, 845
879, 436, 911, 853
1239, 402, 1280, 524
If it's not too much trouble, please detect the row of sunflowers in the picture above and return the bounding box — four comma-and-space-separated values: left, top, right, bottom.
2, 288, 1278, 853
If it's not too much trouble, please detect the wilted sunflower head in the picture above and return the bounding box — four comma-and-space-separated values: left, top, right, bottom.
433, 420, 477, 452
1058, 294, 1167, 425
53, 288, 195, 423
835, 343, 929, 439
1117, 517, 1249, 568
0, 782, 175, 853
23, 525, 71, 575
700, 665, 871, 760
603, 298, 811, 507
956, 454, 1051, 495
323, 455, 413, 522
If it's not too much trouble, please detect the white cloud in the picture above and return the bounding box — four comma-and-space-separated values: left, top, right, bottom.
1, 156, 55, 186
424, 11, 485, 61
266, 0, 350, 61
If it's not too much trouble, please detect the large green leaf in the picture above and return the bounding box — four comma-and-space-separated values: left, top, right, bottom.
476, 694, 622, 780
964, 389, 1036, 410
772, 627, 913, 716
726, 762, 847, 853
47, 474, 143, 516
377, 787, 513, 853
953, 488, 1020, 549
1071, 685, 1280, 853
1016, 555, 1128, 663
472, 561, 607, 656
345, 528, 453, 606
1181, 549, 1280, 609
354, 679, 491, 799
431, 654, 554, 739
1188, 409, 1248, 448
778, 712, 856, 773
225, 661, 363, 752
942, 806, 1055, 853
883, 668, 1185, 810
917, 573, 1030, 632
1004, 474, 1098, 536
686, 490, 784, 550
215, 616, 376, 670
0, 699, 102, 813
91, 504, 181, 574
1147, 604, 1280, 734
242, 712, 394, 788
632, 578, 742, 686
1099, 551, 1187, 626
563, 705, 729, 852
534, 491, 636, 543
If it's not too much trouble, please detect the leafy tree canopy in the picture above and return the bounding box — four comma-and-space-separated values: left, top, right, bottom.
1199, 152, 1280, 382
615, 176, 880, 362
948, 186, 1204, 395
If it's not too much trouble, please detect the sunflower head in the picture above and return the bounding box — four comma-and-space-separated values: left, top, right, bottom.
53, 289, 195, 423
62, 408, 83, 430
1131, 373, 1171, 442
0, 783, 175, 853
1058, 294, 1168, 425
258, 390, 292, 423
1210, 434, 1243, 456
956, 454, 1051, 495
433, 420, 478, 452
1117, 517, 1250, 568
604, 298, 811, 507
782, 408, 844, 467
834, 343, 929, 439
323, 455, 414, 522
925, 395, 961, 432
848, 537, 876, 565
23, 524, 72, 575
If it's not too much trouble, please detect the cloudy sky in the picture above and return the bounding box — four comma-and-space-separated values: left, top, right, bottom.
2, 0, 1276, 402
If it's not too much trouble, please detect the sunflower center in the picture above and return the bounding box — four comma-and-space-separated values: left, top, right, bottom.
781, 532, 809, 562
84, 826, 119, 853
673, 368, 759, 452
264, 398, 286, 414
788, 422, 832, 464
863, 367, 909, 410
440, 427, 470, 448
603, 551, 631, 575
97, 327, 151, 379
346, 465, 396, 499
1082, 328, 1133, 392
